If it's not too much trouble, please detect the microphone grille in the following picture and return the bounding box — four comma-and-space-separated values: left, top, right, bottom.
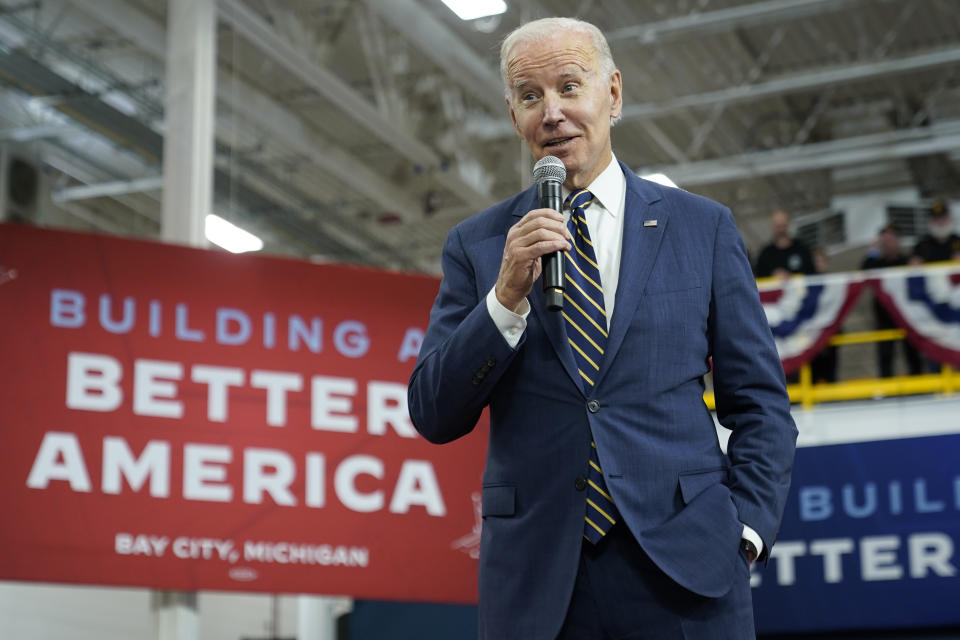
532, 155, 566, 183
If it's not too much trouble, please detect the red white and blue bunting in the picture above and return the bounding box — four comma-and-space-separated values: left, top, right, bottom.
755, 265, 960, 373
868, 265, 960, 367
758, 274, 866, 375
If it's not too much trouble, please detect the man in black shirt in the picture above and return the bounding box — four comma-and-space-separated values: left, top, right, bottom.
911, 202, 960, 264
863, 223, 922, 377
754, 209, 816, 278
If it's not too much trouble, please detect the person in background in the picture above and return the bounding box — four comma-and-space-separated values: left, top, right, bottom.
907, 202, 958, 372
754, 209, 816, 278
863, 223, 923, 377
911, 200, 960, 264
755, 210, 815, 384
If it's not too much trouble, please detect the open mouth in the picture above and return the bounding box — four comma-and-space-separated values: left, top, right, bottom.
545, 136, 575, 148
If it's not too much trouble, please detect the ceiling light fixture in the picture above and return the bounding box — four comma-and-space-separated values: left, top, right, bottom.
205, 214, 264, 253
440, 0, 507, 21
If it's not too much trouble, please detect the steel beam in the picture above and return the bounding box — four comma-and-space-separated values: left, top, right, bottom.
0, 124, 73, 142
67, 0, 423, 219
52, 175, 163, 202
621, 45, 960, 120
641, 120, 688, 163
641, 119, 960, 186
217, 0, 492, 205
607, 0, 864, 44
362, 0, 505, 113
219, 77, 423, 218
161, 0, 215, 248
355, 6, 401, 119
57, 201, 131, 234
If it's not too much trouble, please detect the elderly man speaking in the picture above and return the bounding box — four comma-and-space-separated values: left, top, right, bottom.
408, 16, 796, 640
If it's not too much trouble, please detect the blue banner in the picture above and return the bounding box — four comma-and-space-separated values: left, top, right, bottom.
753, 432, 960, 633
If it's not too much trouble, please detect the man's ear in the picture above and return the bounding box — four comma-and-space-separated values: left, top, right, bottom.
609, 70, 623, 119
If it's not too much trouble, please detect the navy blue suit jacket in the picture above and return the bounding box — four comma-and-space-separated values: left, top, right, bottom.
408, 164, 797, 640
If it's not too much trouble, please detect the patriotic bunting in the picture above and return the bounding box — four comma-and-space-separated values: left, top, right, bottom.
758, 274, 866, 375
752, 265, 960, 373
867, 265, 960, 367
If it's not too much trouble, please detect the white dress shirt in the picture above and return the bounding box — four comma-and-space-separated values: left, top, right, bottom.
486, 154, 625, 338
483, 154, 763, 559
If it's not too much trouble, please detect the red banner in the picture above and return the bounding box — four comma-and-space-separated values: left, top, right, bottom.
0, 223, 485, 602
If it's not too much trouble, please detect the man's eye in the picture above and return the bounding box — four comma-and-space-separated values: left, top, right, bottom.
522, 93, 538, 102
562, 83, 577, 92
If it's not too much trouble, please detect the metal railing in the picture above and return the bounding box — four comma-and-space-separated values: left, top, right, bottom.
704, 328, 957, 410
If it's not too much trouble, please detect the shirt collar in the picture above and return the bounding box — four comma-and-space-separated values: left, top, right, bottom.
563, 154, 625, 218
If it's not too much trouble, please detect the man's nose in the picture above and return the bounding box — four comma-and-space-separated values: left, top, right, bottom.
542, 93, 564, 125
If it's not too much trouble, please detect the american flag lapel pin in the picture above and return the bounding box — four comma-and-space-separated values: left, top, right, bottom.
644, 219, 658, 227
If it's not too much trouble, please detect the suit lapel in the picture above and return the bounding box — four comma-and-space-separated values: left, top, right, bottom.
510, 188, 583, 393
594, 168, 667, 389
530, 280, 582, 393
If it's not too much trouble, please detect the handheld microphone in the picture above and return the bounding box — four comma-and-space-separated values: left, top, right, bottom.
533, 155, 566, 311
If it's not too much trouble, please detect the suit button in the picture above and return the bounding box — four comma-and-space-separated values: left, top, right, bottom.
487, 357, 496, 367
574, 476, 587, 491
587, 400, 600, 413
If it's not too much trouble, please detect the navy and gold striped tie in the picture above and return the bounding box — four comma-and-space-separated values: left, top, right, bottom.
562, 189, 620, 544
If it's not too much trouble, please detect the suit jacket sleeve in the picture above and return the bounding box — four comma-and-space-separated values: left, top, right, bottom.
407, 223, 521, 444
709, 207, 798, 561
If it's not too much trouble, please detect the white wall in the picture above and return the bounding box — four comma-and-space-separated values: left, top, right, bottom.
716, 394, 960, 454
0, 583, 303, 640
0, 583, 153, 640
831, 187, 920, 248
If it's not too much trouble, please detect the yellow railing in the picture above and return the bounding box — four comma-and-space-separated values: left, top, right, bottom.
703, 328, 956, 410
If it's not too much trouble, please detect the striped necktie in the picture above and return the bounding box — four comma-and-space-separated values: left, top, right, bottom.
562, 189, 620, 543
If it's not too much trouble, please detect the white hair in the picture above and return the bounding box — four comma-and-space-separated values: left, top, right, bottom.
499, 17, 622, 125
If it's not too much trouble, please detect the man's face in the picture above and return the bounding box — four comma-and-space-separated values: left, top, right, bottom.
880, 229, 900, 256
930, 215, 953, 241
506, 31, 622, 190
771, 211, 790, 239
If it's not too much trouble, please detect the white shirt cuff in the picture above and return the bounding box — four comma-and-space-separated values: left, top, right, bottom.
486, 287, 529, 349
741, 524, 763, 556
